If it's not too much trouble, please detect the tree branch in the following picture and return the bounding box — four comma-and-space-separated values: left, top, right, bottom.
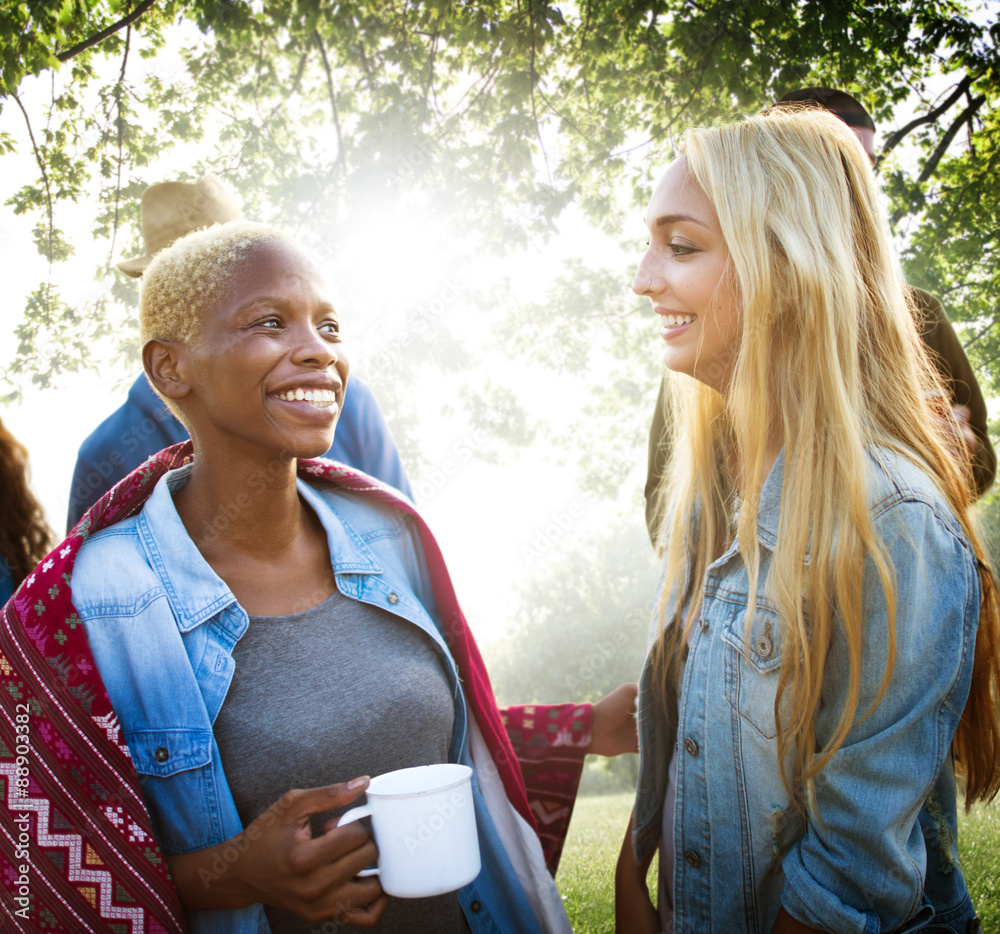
12, 93, 54, 266
917, 94, 984, 184
527, 0, 554, 187
56, 0, 157, 62
107, 25, 132, 271
423, 31, 440, 113
879, 75, 972, 159
313, 31, 346, 172
961, 315, 998, 354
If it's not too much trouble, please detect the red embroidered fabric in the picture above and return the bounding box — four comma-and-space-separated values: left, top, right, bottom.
0, 443, 588, 931
500, 703, 591, 875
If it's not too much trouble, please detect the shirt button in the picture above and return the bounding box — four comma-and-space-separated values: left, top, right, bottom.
684, 737, 699, 757
154, 747, 169, 763
387, 592, 400, 605
470, 900, 482, 913
755, 635, 774, 658
683, 849, 701, 868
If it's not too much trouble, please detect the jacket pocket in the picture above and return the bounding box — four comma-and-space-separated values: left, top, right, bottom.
722, 602, 783, 739
126, 728, 221, 853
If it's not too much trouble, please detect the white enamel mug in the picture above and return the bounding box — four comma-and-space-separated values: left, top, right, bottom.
337, 763, 481, 898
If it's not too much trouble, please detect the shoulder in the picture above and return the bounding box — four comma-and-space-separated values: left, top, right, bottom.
864, 447, 978, 600
72, 517, 163, 614
339, 375, 380, 421
76, 401, 136, 463
343, 375, 376, 405
866, 446, 964, 535
908, 285, 946, 320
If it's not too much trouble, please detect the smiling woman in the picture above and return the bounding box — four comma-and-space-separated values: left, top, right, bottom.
0, 221, 635, 934
616, 108, 1000, 934
136, 227, 352, 617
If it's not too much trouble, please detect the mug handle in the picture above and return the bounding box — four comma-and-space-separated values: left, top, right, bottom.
336, 805, 379, 878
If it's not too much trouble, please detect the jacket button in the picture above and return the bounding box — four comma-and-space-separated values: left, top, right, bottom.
755, 635, 773, 658
154, 747, 169, 763
470, 900, 482, 913
684, 737, 699, 757
387, 592, 400, 605
683, 849, 701, 868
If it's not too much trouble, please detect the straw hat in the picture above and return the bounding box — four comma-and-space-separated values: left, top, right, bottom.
116, 174, 243, 277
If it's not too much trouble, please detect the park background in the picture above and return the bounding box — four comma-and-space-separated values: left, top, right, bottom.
2, 1, 1000, 929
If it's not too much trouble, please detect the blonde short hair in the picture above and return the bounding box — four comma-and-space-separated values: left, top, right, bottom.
139, 221, 292, 345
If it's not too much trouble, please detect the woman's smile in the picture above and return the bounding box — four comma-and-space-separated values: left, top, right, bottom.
657, 308, 698, 339
272, 387, 339, 407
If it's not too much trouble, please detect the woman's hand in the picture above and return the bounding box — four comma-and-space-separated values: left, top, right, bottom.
166, 777, 390, 926
590, 682, 640, 757
615, 813, 660, 934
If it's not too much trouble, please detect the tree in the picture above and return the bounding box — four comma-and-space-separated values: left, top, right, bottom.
486, 514, 659, 791
487, 516, 658, 707
4, 0, 998, 476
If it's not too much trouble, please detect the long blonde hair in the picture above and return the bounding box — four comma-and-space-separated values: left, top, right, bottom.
652, 106, 1000, 808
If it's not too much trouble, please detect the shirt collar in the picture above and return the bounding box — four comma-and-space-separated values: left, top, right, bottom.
137, 464, 383, 633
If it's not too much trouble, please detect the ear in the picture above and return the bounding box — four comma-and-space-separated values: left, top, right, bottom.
142, 339, 192, 402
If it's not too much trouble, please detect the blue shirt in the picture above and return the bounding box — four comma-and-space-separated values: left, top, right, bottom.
66, 375, 413, 531
633, 446, 981, 934
71, 466, 546, 934
0, 555, 13, 606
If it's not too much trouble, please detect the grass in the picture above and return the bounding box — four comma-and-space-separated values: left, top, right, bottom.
959, 801, 1000, 933
558, 792, 649, 933
557, 792, 1000, 933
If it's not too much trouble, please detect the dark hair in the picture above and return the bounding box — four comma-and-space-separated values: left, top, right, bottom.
0, 419, 53, 590
777, 87, 876, 131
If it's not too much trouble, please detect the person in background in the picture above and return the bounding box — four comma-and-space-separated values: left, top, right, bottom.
643, 87, 996, 546
67, 174, 412, 531
0, 418, 53, 605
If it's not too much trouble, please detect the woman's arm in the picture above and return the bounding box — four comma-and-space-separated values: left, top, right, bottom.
614, 813, 659, 934
780, 499, 979, 931
166, 778, 389, 926
590, 682, 639, 757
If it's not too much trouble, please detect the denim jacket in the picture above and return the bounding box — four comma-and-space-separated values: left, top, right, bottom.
634, 447, 981, 934
71, 465, 558, 934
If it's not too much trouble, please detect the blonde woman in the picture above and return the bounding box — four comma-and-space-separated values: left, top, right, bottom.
616, 107, 1000, 934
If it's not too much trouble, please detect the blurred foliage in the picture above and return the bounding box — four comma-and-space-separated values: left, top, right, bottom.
4, 0, 1000, 457
486, 515, 657, 789
487, 516, 658, 706
490, 258, 661, 492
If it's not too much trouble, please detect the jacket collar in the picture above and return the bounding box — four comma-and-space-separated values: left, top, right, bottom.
136, 464, 382, 633
754, 449, 785, 552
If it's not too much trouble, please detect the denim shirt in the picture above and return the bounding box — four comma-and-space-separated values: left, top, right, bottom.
71, 465, 544, 934
634, 447, 981, 934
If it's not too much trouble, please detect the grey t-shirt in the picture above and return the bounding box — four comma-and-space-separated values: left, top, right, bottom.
213, 588, 460, 934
